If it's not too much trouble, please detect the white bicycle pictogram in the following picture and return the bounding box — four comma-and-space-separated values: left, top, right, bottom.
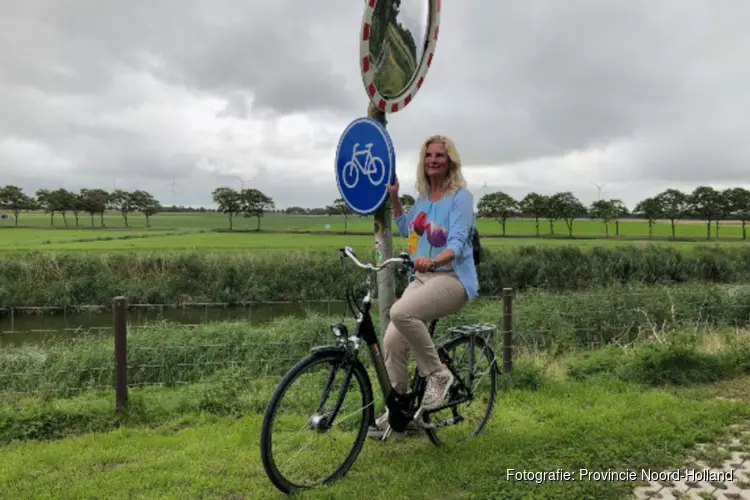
342, 143, 386, 189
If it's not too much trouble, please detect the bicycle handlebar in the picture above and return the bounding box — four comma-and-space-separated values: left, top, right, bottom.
340, 246, 412, 272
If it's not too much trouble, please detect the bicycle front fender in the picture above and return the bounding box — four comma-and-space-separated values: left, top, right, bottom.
308, 344, 376, 424
309, 345, 347, 356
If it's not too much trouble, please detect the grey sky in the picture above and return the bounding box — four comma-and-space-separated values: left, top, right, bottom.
1, 0, 749, 210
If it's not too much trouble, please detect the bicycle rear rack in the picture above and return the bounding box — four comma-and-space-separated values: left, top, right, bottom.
447, 323, 496, 342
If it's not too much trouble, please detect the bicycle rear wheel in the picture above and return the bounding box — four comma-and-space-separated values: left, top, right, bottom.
424, 334, 498, 446
260, 348, 374, 494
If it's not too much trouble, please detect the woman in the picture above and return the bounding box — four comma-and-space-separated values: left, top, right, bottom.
368, 135, 479, 439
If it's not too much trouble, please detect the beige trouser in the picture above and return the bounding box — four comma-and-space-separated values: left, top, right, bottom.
383, 271, 468, 394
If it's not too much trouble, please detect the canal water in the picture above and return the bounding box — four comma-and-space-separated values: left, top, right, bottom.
0, 301, 351, 347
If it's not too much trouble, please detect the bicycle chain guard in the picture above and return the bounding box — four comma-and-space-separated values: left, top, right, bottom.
385, 391, 416, 433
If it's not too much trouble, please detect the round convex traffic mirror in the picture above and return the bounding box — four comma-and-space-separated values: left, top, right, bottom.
360, 0, 441, 113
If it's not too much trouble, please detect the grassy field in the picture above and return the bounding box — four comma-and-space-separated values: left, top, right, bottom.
3, 315, 750, 498
2, 378, 748, 499
6, 286, 750, 395
5, 213, 750, 498
1, 227, 748, 255
2, 211, 749, 241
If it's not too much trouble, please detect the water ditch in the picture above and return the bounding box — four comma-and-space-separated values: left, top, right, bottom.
0, 301, 351, 347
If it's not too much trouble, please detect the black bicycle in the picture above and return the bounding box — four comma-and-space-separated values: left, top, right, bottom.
259, 247, 499, 494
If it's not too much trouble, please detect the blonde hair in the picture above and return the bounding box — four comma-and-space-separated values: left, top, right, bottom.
415, 135, 467, 198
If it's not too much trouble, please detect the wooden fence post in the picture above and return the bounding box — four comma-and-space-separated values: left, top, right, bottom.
113, 296, 128, 412
502, 288, 513, 373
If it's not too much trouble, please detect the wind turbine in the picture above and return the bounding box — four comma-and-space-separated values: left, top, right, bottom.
163, 174, 183, 205
166, 175, 180, 194
591, 182, 606, 201
236, 174, 257, 191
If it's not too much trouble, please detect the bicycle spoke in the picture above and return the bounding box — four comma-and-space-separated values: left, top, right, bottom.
425, 335, 498, 446
261, 352, 373, 492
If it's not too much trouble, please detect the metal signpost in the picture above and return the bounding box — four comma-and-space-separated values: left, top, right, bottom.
335, 0, 442, 335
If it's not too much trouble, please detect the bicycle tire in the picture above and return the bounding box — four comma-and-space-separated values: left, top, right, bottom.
424, 334, 498, 446
342, 160, 359, 188
259, 348, 374, 494
368, 156, 386, 186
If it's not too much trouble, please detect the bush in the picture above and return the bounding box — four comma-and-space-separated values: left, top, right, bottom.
566, 332, 750, 387
566, 345, 625, 382
5, 244, 750, 308
502, 357, 549, 390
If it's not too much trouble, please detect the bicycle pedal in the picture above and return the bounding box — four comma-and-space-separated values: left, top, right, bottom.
380, 426, 392, 441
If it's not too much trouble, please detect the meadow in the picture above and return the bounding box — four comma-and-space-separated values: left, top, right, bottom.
1, 210, 749, 258
3, 303, 750, 498
4, 227, 746, 254
2, 210, 749, 242
3, 211, 750, 498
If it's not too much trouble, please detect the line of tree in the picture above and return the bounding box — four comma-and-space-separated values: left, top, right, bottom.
477, 186, 750, 240
0, 185, 161, 227
211, 187, 275, 230
5, 182, 750, 242
323, 194, 415, 233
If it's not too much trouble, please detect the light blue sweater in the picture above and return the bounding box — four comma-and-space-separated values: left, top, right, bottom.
394, 187, 479, 302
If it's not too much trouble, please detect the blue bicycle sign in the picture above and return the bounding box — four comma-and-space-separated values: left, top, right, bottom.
342, 142, 386, 189
334, 117, 395, 216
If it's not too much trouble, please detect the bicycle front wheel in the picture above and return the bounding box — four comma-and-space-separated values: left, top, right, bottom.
260, 348, 374, 494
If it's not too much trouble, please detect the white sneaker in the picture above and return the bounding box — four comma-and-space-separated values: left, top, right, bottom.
366, 409, 420, 439
421, 369, 454, 410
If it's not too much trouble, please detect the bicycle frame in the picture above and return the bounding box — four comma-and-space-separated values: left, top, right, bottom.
351, 143, 374, 172
326, 247, 476, 434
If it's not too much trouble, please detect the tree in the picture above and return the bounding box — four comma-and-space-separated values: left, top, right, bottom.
654, 189, 687, 239
611, 199, 629, 236
26, 196, 39, 211
70, 192, 85, 227
633, 197, 663, 238
240, 188, 275, 230
0, 185, 31, 226
518, 192, 548, 237
549, 192, 587, 237
399, 194, 415, 213
477, 191, 518, 236
725, 187, 750, 240
130, 190, 160, 227
588, 199, 618, 238
688, 186, 722, 240
50, 188, 76, 228
713, 189, 734, 240
35, 189, 56, 226
79, 188, 110, 227
543, 196, 559, 235
325, 198, 352, 233
212, 187, 243, 230
110, 189, 135, 227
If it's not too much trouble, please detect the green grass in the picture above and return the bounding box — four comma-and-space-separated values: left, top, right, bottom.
7, 245, 750, 308
0, 228, 183, 251
3, 300, 750, 498
6, 283, 750, 399
0, 231, 385, 253
0, 227, 746, 255
3, 211, 749, 242
2, 345, 750, 498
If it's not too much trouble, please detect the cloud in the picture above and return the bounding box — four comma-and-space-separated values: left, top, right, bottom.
1, 0, 750, 210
